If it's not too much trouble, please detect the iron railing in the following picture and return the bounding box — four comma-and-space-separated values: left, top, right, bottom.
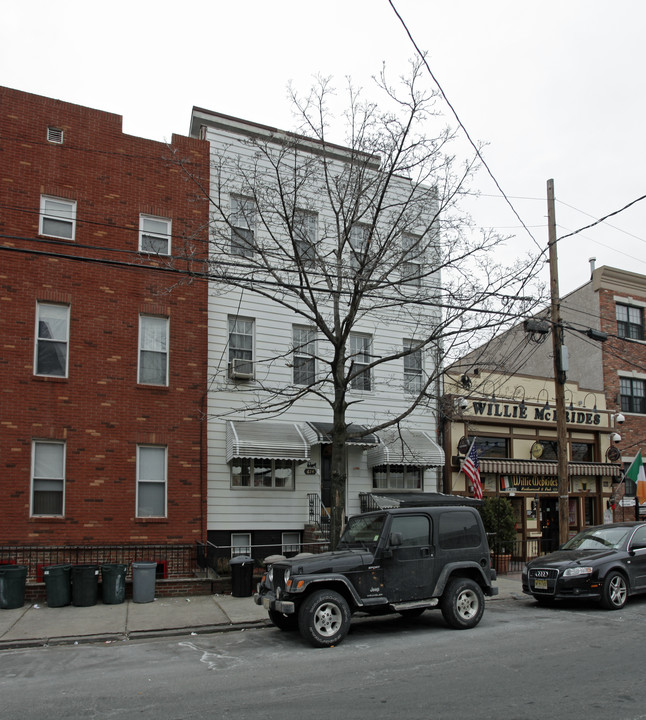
491, 537, 560, 574
307, 492, 331, 540
0, 544, 196, 582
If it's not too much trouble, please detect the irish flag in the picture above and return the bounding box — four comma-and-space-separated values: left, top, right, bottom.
625, 451, 646, 506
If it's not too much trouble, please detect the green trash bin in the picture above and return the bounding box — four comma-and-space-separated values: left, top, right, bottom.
43, 564, 72, 608
71, 564, 99, 607
132, 562, 157, 603
0, 565, 27, 609
101, 563, 127, 605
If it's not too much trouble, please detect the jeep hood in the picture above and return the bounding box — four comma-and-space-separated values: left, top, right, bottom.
284, 549, 373, 575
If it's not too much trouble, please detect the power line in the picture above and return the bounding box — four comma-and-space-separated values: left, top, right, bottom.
387, 0, 541, 253
557, 193, 646, 242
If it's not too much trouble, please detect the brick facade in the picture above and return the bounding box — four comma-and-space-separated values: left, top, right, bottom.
0, 87, 210, 545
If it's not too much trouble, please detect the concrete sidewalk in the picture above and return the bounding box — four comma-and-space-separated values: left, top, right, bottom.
0, 575, 523, 650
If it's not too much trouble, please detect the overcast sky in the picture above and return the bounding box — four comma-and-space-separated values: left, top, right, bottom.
3, 0, 645, 296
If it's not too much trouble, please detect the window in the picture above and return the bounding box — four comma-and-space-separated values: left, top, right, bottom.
282, 531, 301, 555
228, 317, 254, 376
40, 196, 76, 240
230, 458, 295, 489
349, 224, 370, 272
294, 210, 317, 266
47, 127, 63, 144
230, 196, 255, 257
617, 304, 643, 340
139, 215, 171, 255
231, 533, 251, 557
401, 233, 422, 286
373, 465, 422, 490
35, 302, 69, 377
439, 511, 481, 549
32, 441, 65, 516
390, 515, 430, 546
293, 325, 316, 385
349, 333, 372, 391
468, 436, 508, 458
138, 315, 168, 385
403, 341, 422, 393
137, 445, 167, 517
620, 377, 645, 414
571, 442, 595, 461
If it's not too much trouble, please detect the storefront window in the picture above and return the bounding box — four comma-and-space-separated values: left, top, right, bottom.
571, 442, 595, 461
538, 440, 558, 460
468, 436, 508, 458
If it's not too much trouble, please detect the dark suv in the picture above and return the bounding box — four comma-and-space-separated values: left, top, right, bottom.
254, 505, 498, 647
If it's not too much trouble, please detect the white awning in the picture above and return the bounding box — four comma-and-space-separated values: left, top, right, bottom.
225, 420, 315, 461
367, 428, 445, 468
307, 422, 379, 447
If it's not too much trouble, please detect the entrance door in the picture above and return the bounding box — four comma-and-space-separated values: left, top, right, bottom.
541, 498, 560, 552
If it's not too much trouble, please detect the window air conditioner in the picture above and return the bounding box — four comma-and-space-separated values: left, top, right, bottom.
228, 358, 254, 380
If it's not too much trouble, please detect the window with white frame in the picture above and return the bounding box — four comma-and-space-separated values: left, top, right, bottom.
231, 533, 252, 557
32, 440, 65, 516
40, 196, 76, 240
282, 531, 301, 555
403, 340, 423, 393
138, 315, 169, 385
230, 195, 255, 257
139, 215, 171, 255
293, 325, 316, 385
616, 304, 644, 340
230, 458, 295, 489
349, 333, 372, 391
137, 445, 167, 517
401, 233, 422, 286
294, 210, 317, 266
373, 465, 423, 490
620, 376, 645, 414
349, 224, 370, 272
228, 316, 254, 376
35, 302, 69, 377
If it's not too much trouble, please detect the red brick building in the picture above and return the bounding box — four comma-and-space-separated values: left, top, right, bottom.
0, 87, 210, 550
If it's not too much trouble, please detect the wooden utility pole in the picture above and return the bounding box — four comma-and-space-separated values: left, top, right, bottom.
547, 179, 570, 545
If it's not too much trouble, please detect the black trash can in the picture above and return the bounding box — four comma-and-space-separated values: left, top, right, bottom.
71, 564, 99, 607
0, 565, 27, 610
101, 563, 127, 605
43, 564, 72, 608
132, 562, 157, 603
230, 555, 254, 597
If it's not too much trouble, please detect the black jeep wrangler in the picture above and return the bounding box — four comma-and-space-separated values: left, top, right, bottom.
254, 505, 498, 647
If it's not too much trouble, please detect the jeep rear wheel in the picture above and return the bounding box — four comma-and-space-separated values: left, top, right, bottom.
298, 589, 351, 647
268, 609, 299, 631
441, 578, 485, 629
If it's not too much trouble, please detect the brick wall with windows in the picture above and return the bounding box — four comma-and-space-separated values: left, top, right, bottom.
597, 277, 646, 460
0, 86, 210, 545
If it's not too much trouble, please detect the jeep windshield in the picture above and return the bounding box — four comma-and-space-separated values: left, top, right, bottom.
337, 513, 386, 550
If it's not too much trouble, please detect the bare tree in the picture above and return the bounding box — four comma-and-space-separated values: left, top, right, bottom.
180, 60, 544, 548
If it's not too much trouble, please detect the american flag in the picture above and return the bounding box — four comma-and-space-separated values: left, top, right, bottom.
462, 440, 483, 500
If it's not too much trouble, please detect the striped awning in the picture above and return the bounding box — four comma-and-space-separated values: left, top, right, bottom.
478, 458, 622, 478
225, 420, 315, 461
367, 428, 445, 468
307, 422, 379, 447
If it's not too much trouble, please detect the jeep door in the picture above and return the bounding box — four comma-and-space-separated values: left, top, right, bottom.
381, 514, 434, 602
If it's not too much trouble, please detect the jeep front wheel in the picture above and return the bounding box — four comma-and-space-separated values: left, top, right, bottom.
441, 578, 485, 629
298, 589, 351, 647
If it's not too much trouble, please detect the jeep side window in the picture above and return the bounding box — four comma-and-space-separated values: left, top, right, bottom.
390, 515, 430, 547
438, 511, 481, 549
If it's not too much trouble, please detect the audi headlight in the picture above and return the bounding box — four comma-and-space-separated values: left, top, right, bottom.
563, 566, 593, 577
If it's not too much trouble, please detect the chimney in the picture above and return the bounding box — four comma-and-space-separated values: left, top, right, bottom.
589, 257, 596, 275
